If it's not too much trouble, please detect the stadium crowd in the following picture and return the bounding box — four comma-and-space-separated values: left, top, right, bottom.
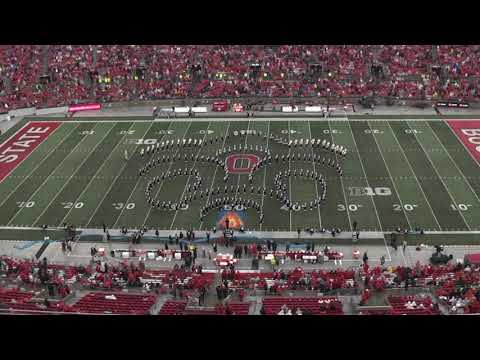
2, 45, 480, 112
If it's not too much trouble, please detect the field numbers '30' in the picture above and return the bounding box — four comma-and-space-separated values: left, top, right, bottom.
113, 203, 136, 210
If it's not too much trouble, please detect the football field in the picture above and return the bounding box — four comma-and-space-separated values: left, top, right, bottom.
1, 115, 480, 235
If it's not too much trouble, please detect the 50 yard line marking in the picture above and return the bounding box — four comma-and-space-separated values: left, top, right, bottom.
112, 122, 184, 228
367, 120, 412, 230
406, 121, 471, 231
86, 121, 160, 227
306, 121, 322, 229
6, 123, 99, 227
386, 121, 442, 231
0, 123, 79, 210
30, 123, 116, 227
58, 122, 136, 227
259, 121, 271, 231
199, 122, 231, 231
234, 119, 251, 200
169, 121, 212, 230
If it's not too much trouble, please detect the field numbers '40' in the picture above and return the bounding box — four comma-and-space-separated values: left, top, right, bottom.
113, 203, 135, 210
80, 130, 94, 135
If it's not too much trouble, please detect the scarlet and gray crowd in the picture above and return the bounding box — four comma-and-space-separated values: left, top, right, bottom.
1, 45, 480, 112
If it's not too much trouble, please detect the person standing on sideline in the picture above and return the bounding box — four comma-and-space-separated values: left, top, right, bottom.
352, 220, 357, 231
103, 223, 106, 233
380, 255, 385, 267
402, 240, 407, 253
363, 252, 368, 265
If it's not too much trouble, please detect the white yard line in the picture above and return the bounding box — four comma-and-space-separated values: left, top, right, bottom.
344, 116, 384, 232
386, 121, 442, 231
259, 121, 271, 231
367, 120, 412, 230
234, 119, 251, 199
199, 122, 231, 231
169, 121, 212, 230
345, 114, 390, 261
288, 120, 292, 232
406, 121, 472, 231
29, 124, 115, 227
7, 123, 101, 227
139, 122, 193, 228
429, 121, 480, 206
58, 122, 136, 227
0, 123, 79, 208
326, 119, 352, 231
85, 121, 159, 227
306, 121, 322, 228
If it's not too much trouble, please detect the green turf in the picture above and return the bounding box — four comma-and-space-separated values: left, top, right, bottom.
1, 117, 480, 246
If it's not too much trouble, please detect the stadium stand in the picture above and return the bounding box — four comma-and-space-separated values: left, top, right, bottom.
2, 45, 480, 112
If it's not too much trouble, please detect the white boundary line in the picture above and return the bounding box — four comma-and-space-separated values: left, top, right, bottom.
29, 123, 116, 227
429, 121, 480, 213
85, 121, 159, 227
367, 120, 412, 230
29, 117, 480, 123
58, 122, 136, 227
306, 121, 322, 228
326, 119, 352, 231
406, 120, 472, 231
386, 120, 442, 231
0, 123, 79, 208
169, 121, 212, 230
6, 123, 99, 226
199, 122, 231, 231
259, 121, 271, 231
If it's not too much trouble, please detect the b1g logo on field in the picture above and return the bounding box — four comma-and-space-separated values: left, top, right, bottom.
225, 154, 260, 174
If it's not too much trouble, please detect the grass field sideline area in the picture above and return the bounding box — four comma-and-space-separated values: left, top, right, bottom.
1, 115, 480, 246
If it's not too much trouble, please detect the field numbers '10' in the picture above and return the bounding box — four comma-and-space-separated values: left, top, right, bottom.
113, 203, 135, 210
450, 203, 471, 211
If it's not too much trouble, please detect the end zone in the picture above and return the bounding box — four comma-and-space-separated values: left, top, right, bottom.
0, 121, 61, 182
447, 120, 480, 165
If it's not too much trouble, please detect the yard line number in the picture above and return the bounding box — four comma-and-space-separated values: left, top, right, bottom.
113, 202, 136, 210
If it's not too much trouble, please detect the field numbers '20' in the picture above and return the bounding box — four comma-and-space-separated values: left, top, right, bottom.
337, 204, 362, 212
17, 201, 35, 208
62, 202, 84, 209
113, 203, 135, 210
393, 204, 418, 211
